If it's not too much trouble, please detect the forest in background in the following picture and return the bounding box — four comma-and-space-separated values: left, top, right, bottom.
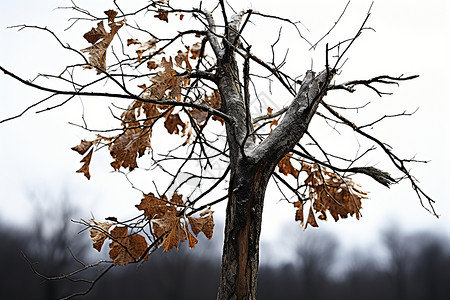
1, 198, 449, 300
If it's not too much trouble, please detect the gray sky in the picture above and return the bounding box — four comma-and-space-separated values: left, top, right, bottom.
0, 0, 449, 264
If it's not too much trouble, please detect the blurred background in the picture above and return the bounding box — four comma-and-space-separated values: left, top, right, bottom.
1, 0, 449, 299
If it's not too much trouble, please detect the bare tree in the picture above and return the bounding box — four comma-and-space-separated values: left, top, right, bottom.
0, 1, 437, 299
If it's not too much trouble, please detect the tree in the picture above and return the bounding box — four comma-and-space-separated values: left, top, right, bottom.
0, 1, 437, 299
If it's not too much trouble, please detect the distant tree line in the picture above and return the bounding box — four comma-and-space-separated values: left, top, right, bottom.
1, 212, 449, 300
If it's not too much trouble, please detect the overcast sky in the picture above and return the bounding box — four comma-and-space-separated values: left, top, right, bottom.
0, 0, 449, 264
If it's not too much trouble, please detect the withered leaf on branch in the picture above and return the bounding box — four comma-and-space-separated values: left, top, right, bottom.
305, 206, 319, 229
277, 155, 299, 178
81, 10, 124, 74
187, 207, 214, 239
108, 130, 152, 171
175, 49, 192, 70
109, 226, 149, 266
293, 200, 304, 226
190, 42, 202, 59
71, 139, 95, 155
304, 164, 368, 222
154, 9, 169, 22
89, 219, 113, 252
164, 113, 186, 135
153, 210, 187, 252
76, 148, 94, 180
284, 156, 368, 229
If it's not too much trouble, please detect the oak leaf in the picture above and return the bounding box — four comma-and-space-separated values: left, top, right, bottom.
187, 207, 214, 239
164, 113, 186, 135
109, 226, 149, 266
81, 10, 123, 74
89, 219, 113, 252
136, 193, 172, 220
71, 139, 94, 155
76, 148, 93, 179
305, 206, 318, 229
109, 130, 152, 171
293, 200, 304, 226
175, 49, 192, 70
277, 155, 299, 179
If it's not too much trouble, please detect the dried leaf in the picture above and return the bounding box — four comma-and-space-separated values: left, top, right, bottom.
147, 60, 158, 70
164, 113, 186, 135
190, 42, 202, 59
109, 226, 149, 266
179, 14, 185, 20
76, 148, 93, 179
205, 90, 221, 109
109, 129, 151, 171
89, 219, 113, 252
187, 208, 214, 239
135, 39, 158, 62
81, 10, 123, 74
154, 9, 169, 22
305, 206, 318, 229
127, 38, 141, 46
105, 9, 118, 24
71, 139, 94, 155
136, 193, 175, 221
277, 155, 299, 178
293, 200, 304, 226
175, 49, 192, 70
153, 210, 186, 252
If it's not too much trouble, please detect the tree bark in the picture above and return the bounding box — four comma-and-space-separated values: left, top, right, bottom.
216, 67, 333, 299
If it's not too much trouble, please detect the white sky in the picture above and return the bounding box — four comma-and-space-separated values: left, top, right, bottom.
0, 0, 449, 265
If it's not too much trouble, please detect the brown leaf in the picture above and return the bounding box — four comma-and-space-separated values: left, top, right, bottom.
190, 42, 202, 59
108, 130, 151, 171
293, 200, 304, 226
127, 38, 141, 46
305, 206, 319, 229
136, 193, 172, 220
76, 148, 93, 179
170, 192, 184, 206
278, 155, 299, 179
71, 139, 94, 155
164, 112, 186, 135
109, 226, 149, 266
175, 49, 192, 70
154, 9, 169, 22
152, 210, 186, 252
105, 9, 118, 24
187, 208, 214, 239
179, 14, 185, 20
147, 60, 158, 70
81, 10, 123, 74
89, 219, 113, 252
187, 229, 198, 249
135, 39, 158, 62
205, 90, 221, 109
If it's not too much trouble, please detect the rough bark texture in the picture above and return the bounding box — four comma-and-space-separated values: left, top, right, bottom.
216, 61, 334, 299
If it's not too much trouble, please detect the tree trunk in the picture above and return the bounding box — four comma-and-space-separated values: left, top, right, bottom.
216, 155, 277, 300
215, 67, 333, 299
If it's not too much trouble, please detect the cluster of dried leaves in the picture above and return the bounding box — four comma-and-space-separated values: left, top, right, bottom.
73, 9, 222, 179
278, 155, 368, 229
89, 192, 214, 266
